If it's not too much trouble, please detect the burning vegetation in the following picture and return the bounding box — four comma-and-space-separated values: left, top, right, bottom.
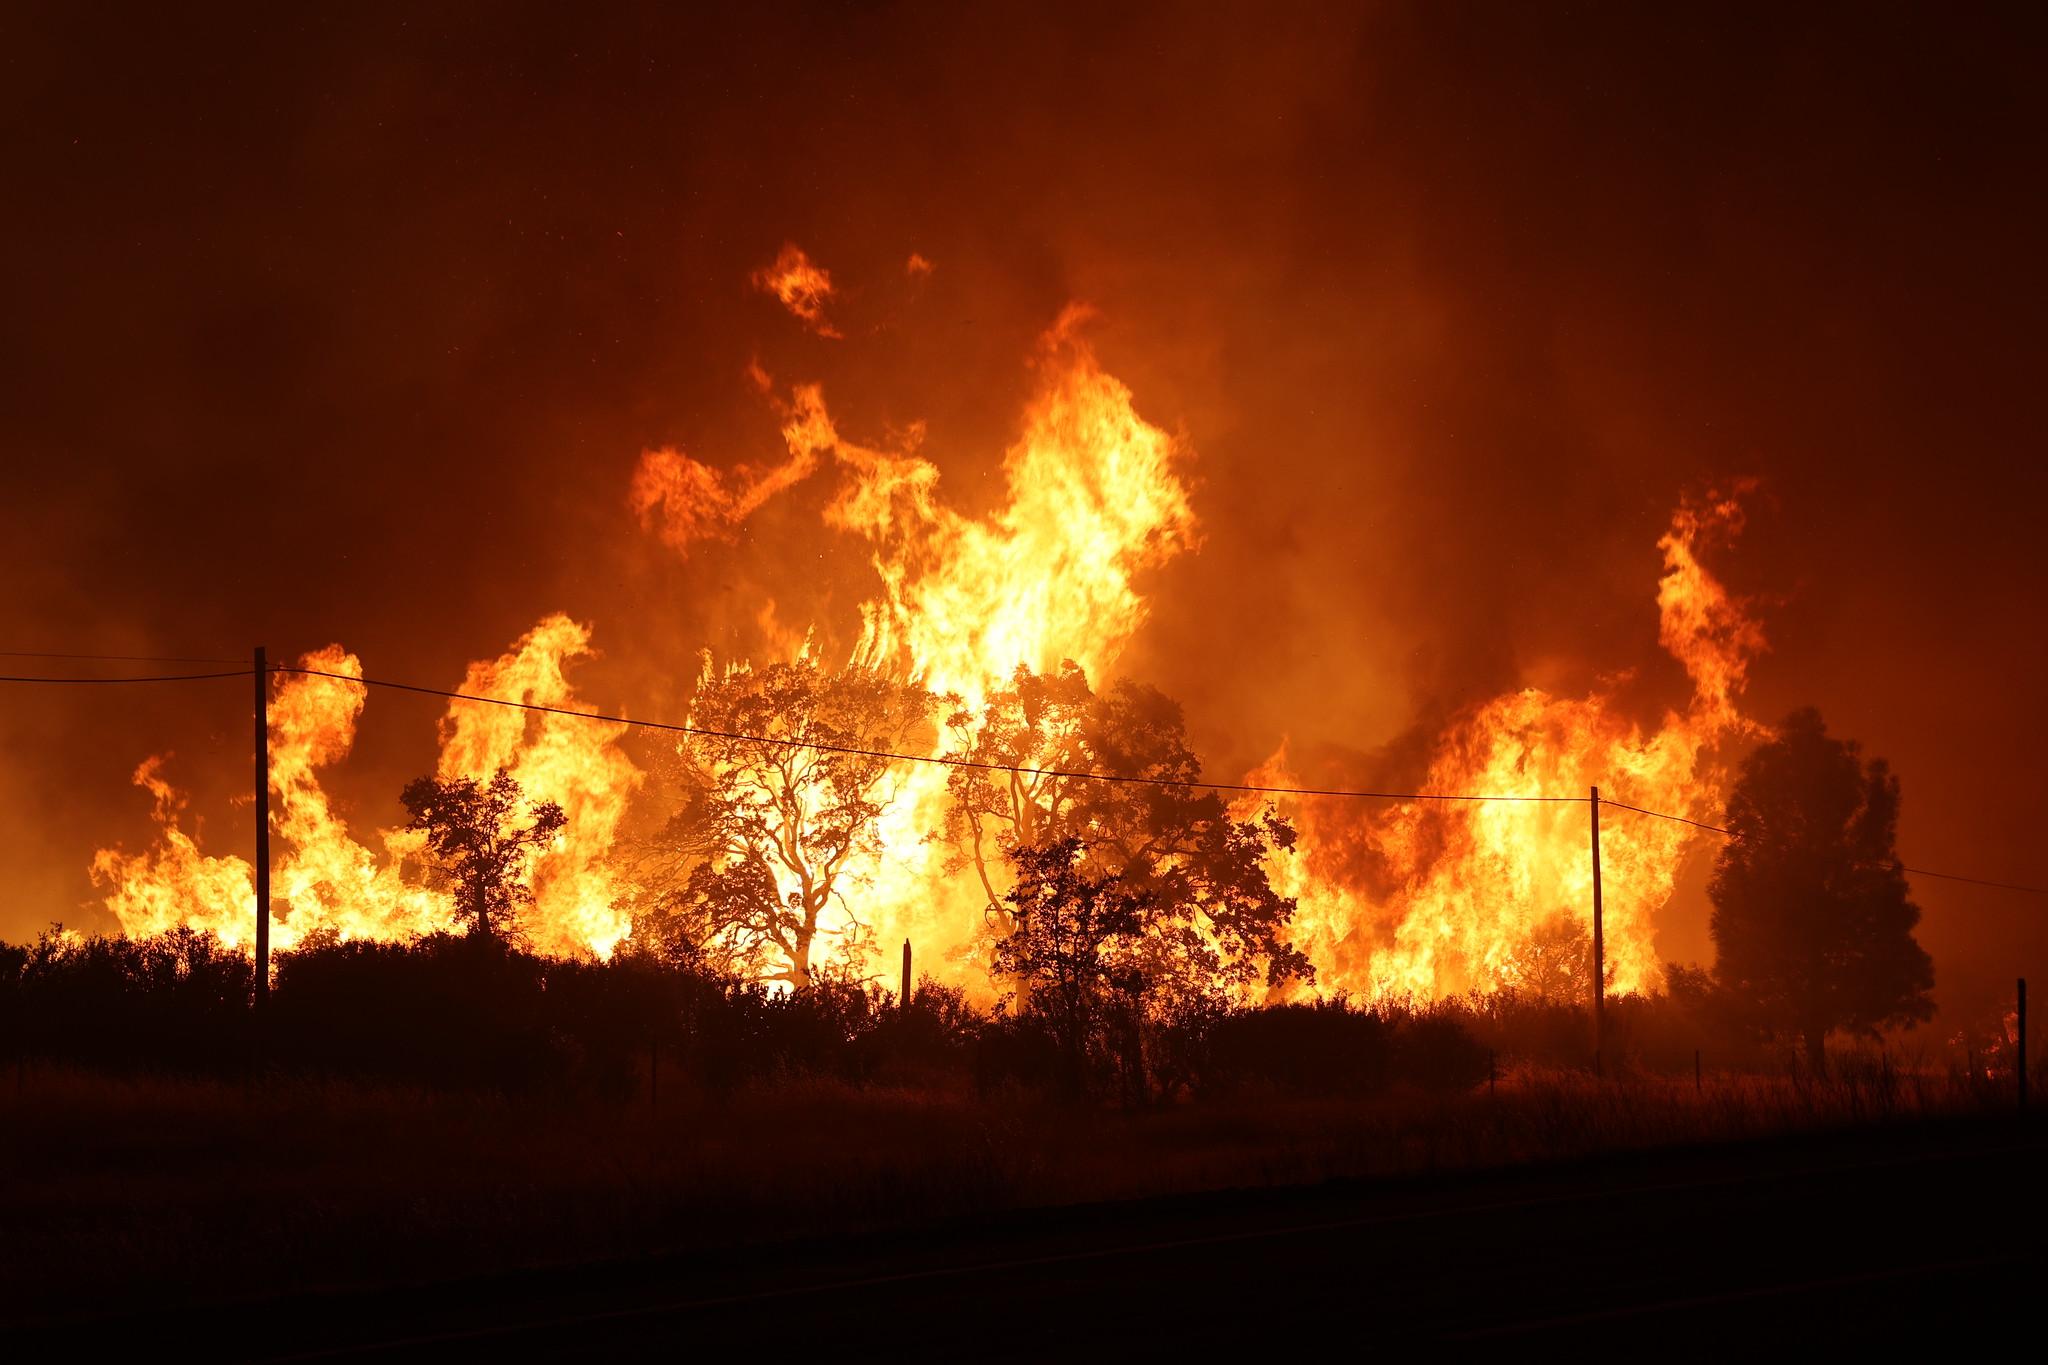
89, 254, 1773, 1014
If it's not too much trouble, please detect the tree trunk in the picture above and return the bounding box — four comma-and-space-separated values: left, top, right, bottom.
790, 926, 813, 990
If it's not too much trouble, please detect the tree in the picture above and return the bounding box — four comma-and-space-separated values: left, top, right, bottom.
993, 837, 1153, 1099
942, 661, 1095, 931
1707, 707, 1934, 1071
400, 768, 565, 942
943, 662, 1309, 1006
665, 658, 936, 990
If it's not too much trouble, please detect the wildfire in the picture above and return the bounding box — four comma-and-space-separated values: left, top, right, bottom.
643, 304, 1199, 979
1253, 488, 1765, 1000
91, 755, 257, 948
95, 616, 638, 955
753, 243, 841, 338
94, 245, 1767, 1005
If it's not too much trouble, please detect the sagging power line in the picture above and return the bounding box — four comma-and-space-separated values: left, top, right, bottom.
2, 652, 2044, 897
0, 649, 247, 665
276, 663, 1588, 807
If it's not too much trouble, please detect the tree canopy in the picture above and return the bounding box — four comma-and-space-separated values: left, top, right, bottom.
400, 768, 565, 942
1707, 707, 1934, 1069
944, 662, 1310, 1007
659, 658, 937, 989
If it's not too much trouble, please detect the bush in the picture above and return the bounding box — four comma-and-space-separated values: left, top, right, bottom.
8, 928, 252, 1074
1197, 1000, 1392, 1097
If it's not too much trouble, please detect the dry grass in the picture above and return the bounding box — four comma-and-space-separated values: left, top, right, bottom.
0, 1059, 2016, 1322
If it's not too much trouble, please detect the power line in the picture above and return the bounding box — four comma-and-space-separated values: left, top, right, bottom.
0, 649, 245, 665
1596, 800, 1734, 836
6, 657, 2042, 896
0, 669, 254, 684
276, 664, 1587, 806
1899, 867, 2048, 897
1604, 803, 2048, 897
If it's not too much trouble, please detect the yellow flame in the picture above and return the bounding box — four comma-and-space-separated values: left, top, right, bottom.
655, 308, 1197, 985
98, 281, 1765, 1009
1254, 488, 1765, 1000
91, 755, 258, 947
96, 616, 639, 956
436, 615, 642, 957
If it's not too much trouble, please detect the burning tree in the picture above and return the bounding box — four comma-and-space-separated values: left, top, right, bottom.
663, 658, 937, 989
399, 768, 566, 942
944, 663, 1310, 1005
941, 661, 1096, 929
1707, 707, 1935, 1071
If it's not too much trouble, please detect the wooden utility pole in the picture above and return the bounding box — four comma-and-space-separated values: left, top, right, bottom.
1590, 785, 1604, 1077
253, 646, 271, 1012
901, 939, 912, 1012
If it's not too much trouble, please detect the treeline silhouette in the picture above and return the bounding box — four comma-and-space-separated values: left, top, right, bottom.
0, 927, 1779, 1103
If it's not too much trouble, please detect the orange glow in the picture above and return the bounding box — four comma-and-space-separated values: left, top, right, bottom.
91, 755, 257, 947
1253, 489, 1765, 1000
95, 618, 637, 956
95, 282, 1763, 1001
752, 242, 841, 338
655, 307, 1198, 982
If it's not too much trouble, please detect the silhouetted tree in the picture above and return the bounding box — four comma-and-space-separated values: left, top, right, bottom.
994, 837, 1153, 1097
944, 662, 1309, 1006
664, 659, 937, 989
1707, 707, 1934, 1071
400, 769, 565, 942
942, 661, 1096, 930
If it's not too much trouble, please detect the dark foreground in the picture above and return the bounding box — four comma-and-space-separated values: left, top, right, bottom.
34, 1115, 2044, 1359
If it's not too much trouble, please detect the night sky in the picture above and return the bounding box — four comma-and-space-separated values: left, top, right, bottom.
3, 4, 2042, 1017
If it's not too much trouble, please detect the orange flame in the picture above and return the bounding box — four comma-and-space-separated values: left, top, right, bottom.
97, 269, 1765, 1007
753, 242, 841, 338
647, 308, 1197, 982
91, 755, 257, 947
1253, 488, 1765, 1000
95, 617, 638, 956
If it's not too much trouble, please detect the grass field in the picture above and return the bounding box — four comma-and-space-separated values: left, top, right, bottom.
3, 1056, 2023, 1324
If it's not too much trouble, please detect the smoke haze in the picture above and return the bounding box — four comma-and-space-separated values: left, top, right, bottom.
2, 4, 2042, 1016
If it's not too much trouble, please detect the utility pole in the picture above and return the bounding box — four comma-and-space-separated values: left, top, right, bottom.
1590, 785, 1604, 1077
901, 939, 912, 1012
253, 646, 271, 1013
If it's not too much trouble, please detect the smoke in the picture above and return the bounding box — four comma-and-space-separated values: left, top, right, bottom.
1, 6, 2042, 1014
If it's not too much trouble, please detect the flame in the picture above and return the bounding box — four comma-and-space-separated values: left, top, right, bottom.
434, 615, 641, 957
268, 647, 443, 947
753, 242, 841, 338
94, 261, 1766, 1008
91, 755, 257, 947
94, 617, 638, 956
648, 307, 1197, 982
1254, 488, 1765, 1000
629, 442, 819, 556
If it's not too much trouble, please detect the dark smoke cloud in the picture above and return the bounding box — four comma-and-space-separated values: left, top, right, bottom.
2, 3, 2041, 1017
